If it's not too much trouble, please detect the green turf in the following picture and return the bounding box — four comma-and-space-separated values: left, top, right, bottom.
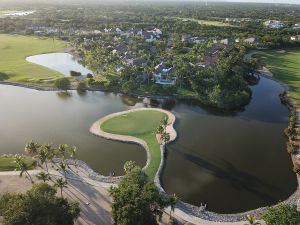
101, 110, 167, 179
254, 48, 300, 104
0, 156, 36, 171
170, 17, 233, 27
0, 34, 66, 84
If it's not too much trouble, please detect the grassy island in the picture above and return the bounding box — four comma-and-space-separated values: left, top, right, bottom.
0, 34, 65, 84
100, 110, 167, 179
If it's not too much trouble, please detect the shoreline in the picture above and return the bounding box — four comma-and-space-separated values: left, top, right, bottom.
0, 73, 299, 223
89, 107, 177, 173
87, 74, 300, 223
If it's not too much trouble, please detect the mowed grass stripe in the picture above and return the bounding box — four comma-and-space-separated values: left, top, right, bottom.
254, 48, 300, 104
0, 34, 66, 83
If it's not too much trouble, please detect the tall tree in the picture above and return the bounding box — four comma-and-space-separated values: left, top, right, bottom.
0, 183, 80, 225
55, 178, 68, 197
25, 140, 39, 157
14, 154, 34, 183
110, 162, 169, 225
36, 171, 51, 182
168, 194, 179, 222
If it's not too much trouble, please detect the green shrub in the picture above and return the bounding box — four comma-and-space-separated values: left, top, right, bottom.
293, 164, 300, 174
287, 141, 296, 154
86, 73, 93, 78
121, 80, 138, 94
262, 204, 300, 225
70, 70, 81, 76
76, 81, 87, 92
54, 78, 70, 90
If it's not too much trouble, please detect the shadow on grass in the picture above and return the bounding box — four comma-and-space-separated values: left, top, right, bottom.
0, 72, 9, 81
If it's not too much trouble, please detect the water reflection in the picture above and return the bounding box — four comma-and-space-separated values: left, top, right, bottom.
0, 76, 296, 213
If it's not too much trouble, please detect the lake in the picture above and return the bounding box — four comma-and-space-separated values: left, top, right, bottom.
0, 53, 297, 213
26, 53, 93, 77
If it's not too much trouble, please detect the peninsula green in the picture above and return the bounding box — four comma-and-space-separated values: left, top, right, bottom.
100, 110, 166, 179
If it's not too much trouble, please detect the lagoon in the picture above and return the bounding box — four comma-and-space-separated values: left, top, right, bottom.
26, 53, 93, 77
0, 76, 296, 213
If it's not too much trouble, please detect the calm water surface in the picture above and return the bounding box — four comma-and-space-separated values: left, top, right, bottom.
0, 60, 296, 213
26, 53, 93, 76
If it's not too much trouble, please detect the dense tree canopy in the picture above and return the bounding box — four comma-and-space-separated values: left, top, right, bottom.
110, 161, 169, 225
0, 183, 80, 225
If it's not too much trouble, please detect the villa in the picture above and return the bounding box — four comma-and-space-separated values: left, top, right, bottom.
220, 38, 234, 45
291, 35, 300, 41
197, 55, 218, 69
153, 62, 176, 85
264, 20, 285, 29
293, 23, 300, 29
112, 44, 128, 55
243, 37, 261, 45
182, 34, 206, 44
130, 58, 148, 67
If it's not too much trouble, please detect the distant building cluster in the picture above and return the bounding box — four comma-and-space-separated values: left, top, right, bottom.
264, 20, 285, 29
93, 27, 162, 43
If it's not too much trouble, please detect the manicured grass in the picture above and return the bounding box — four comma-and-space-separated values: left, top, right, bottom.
0, 156, 36, 171
101, 110, 167, 179
0, 34, 66, 84
137, 85, 197, 98
170, 17, 233, 27
254, 48, 300, 104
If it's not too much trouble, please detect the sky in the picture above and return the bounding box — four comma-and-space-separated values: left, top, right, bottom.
1, 0, 299, 4
223, 0, 300, 4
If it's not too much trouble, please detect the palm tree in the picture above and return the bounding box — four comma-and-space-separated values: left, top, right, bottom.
70, 146, 77, 159
162, 117, 168, 127
156, 124, 164, 135
38, 146, 49, 172
55, 178, 68, 197
59, 161, 68, 177
168, 194, 179, 223
25, 140, 39, 156
14, 154, 34, 183
36, 171, 50, 182
57, 144, 68, 160
245, 215, 260, 225
161, 132, 170, 145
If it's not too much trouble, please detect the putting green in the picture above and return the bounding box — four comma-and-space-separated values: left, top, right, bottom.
101, 110, 167, 179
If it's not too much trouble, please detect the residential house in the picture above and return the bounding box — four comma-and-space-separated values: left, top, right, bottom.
182, 34, 206, 44
143, 31, 157, 43
127, 28, 143, 35
196, 55, 218, 69
153, 28, 162, 37
293, 23, 300, 29
112, 44, 128, 55
121, 52, 134, 64
243, 37, 261, 45
220, 38, 234, 45
130, 58, 148, 67
153, 62, 176, 85
207, 44, 229, 55
181, 34, 192, 42
291, 35, 300, 41
264, 20, 285, 29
